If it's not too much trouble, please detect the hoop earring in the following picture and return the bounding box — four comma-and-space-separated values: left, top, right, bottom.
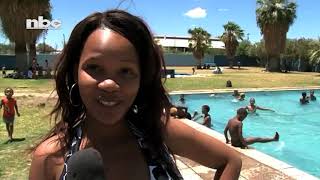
69, 83, 81, 107
132, 105, 138, 114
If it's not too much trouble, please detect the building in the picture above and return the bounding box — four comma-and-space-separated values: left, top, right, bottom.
154, 35, 225, 53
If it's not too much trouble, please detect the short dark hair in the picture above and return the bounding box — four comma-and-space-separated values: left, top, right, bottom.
302, 92, 307, 96
202, 105, 210, 112
4, 87, 13, 93
237, 107, 247, 115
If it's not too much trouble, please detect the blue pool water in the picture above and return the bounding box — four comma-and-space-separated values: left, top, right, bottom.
171, 90, 320, 177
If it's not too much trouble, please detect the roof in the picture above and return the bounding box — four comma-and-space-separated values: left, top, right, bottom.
154, 35, 225, 49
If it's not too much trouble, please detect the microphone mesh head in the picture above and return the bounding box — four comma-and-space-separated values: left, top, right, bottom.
66, 148, 106, 180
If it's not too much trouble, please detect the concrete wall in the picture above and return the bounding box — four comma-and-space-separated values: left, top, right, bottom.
0, 53, 258, 69
164, 53, 258, 66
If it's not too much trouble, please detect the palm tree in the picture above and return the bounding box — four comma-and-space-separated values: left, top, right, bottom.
0, 0, 51, 73
220, 22, 244, 68
188, 27, 211, 68
256, 0, 297, 72
309, 39, 320, 70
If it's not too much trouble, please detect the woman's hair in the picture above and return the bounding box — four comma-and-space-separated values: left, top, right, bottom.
32, 9, 172, 153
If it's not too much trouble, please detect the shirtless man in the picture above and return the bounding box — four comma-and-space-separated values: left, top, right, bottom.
201, 105, 212, 128
246, 98, 274, 113
224, 108, 279, 148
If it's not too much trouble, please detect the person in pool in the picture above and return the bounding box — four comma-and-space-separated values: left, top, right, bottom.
246, 97, 274, 113
201, 105, 212, 128
237, 93, 245, 101
29, 9, 241, 180
300, 92, 309, 104
224, 108, 279, 149
308, 90, 316, 101
232, 90, 240, 98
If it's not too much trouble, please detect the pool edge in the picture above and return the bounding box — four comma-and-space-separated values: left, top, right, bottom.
180, 119, 319, 180
169, 86, 320, 94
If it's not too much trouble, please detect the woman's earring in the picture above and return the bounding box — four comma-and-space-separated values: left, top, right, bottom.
69, 83, 81, 107
132, 105, 138, 114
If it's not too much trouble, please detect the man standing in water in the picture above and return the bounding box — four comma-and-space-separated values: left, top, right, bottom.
224, 108, 279, 148
201, 105, 212, 128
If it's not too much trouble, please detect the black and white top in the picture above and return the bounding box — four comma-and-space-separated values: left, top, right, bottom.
60, 120, 183, 180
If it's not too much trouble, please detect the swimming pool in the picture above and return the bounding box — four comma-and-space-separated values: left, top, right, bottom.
171, 90, 320, 177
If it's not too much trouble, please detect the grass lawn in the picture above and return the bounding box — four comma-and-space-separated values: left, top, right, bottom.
164, 67, 320, 91
0, 96, 55, 179
0, 66, 319, 179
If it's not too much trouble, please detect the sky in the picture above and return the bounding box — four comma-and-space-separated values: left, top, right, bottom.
1, 0, 320, 50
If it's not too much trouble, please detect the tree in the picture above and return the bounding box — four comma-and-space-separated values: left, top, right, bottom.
0, 0, 51, 72
188, 27, 211, 68
37, 43, 56, 53
236, 40, 251, 57
220, 21, 244, 68
309, 39, 320, 70
0, 43, 14, 54
248, 41, 268, 67
256, 0, 297, 72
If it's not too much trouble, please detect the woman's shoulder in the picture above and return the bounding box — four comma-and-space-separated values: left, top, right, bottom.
30, 135, 66, 180
32, 134, 66, 166
33, 134, 65, 157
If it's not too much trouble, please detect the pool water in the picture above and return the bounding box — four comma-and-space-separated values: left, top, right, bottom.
171, 90, 320, 177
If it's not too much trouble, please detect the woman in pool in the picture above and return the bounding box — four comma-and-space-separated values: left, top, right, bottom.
246, 98, 274, 113
29, 10, 241, 180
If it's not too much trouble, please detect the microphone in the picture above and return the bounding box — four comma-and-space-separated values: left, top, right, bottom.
65, 148, 106, 180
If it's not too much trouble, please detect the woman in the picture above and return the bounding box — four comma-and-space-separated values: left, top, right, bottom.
29, 9, 241, 180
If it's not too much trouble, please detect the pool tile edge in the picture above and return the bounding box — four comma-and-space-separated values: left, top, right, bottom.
169, 86, 320, 95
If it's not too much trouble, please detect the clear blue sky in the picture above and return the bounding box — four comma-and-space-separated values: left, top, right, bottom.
1, 0, 319, 50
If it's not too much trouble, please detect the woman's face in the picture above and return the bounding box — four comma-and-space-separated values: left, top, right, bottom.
78, 28, 140, 126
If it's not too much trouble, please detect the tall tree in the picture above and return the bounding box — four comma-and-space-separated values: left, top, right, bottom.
236, 39, 251, 57
256, 0, 297, 72
309, 39, 320, 70
0, 0, 51, 72
37, 43, 56, 53
220, 21, 244, 68
249, 41, 268, 67
188, 27, 211, 67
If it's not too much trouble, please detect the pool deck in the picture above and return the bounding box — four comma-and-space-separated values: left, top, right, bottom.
175, 117, 319, 180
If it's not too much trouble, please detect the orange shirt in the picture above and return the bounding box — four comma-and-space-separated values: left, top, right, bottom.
1, 97, 16, 118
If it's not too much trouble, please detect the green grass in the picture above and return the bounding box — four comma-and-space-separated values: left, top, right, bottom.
164, 67, 320, 91
164, 73, 320, 91
0, 67, 319, 179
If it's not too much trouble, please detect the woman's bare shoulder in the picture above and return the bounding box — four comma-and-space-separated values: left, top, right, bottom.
30, 134, 66, 180
33, 134, 65, 157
